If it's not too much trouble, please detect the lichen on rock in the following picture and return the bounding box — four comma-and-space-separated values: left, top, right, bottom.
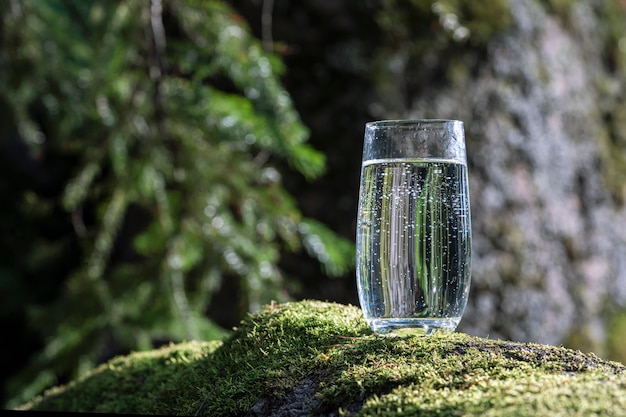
18, 301, 626, 416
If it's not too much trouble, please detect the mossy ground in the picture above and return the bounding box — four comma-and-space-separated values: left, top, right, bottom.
19, 300, 626, 416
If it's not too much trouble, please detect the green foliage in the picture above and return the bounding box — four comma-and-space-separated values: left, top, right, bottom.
0, 0, 353, 408
21, 301, 626, 416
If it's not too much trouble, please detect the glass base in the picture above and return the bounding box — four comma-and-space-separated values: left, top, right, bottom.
368, 317, 460, 336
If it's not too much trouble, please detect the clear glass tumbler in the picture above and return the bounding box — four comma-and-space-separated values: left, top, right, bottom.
356, 119, 471, 335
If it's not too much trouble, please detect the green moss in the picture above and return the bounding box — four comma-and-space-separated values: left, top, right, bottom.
608, 310, 626, 365
361, 371, 626, 416
19, 301, 626, 416
191, 300, 370, 415
19, 340, 222, 415
600, 98, 626, 203
596, 1, 626, 203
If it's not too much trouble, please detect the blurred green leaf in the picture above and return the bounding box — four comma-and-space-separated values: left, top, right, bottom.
1, 0, 354, 408
299, 219, 355, 278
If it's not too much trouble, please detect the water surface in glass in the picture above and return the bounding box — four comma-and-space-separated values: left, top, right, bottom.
356, 120, 471, 335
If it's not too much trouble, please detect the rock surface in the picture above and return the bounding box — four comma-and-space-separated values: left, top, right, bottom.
19, 301, 626, 416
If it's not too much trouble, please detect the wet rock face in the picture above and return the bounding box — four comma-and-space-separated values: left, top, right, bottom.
405, 0, 626, 346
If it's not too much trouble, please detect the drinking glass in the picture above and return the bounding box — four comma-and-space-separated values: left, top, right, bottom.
356, 119, 471, 335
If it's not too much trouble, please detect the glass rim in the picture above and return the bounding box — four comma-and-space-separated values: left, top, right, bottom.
365, 119, 463, 129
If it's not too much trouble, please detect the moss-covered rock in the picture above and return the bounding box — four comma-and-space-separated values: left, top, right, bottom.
18, 301, 626, 416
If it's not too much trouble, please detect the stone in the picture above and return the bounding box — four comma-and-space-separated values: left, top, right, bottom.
18, 301, 626, 416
